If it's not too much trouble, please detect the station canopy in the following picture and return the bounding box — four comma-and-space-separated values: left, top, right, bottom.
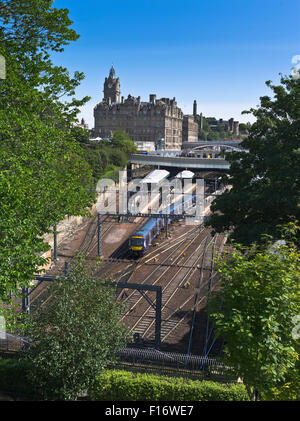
175, 170, 194, 179
140, 169, 170, 184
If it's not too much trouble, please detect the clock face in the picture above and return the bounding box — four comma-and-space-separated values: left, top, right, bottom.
108, 82, 112, 88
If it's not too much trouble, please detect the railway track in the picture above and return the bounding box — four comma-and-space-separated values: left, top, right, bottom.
122, 231, 208, 303
75, 214, 116, 256
114, 225, 202, 282
129, 234, 215, 337
29, 215, 118, 309
160, 234, 226, 355
28, 211, 226, 357
120, 229, 214, 337
185, 234, 219, 355
116, 226, 208, 307
118, 231, 226, 354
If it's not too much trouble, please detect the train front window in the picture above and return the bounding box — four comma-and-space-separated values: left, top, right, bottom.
131, 237, 144, 246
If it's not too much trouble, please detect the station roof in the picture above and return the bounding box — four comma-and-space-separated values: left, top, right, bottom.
140, 169, 170, 184
175, 170, 195, 179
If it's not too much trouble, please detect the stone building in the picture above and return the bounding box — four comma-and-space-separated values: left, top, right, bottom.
93, 67, 198, 149
72, 118, 89, 130
207, 117, 239, 136
182, 115, 198, 143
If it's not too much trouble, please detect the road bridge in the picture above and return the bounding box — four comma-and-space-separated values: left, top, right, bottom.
129, 153, 230, 170
182, 140, 245, 151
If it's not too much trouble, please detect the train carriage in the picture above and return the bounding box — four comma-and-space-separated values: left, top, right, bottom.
130, 217, 164, 254
129, 196, 195, 255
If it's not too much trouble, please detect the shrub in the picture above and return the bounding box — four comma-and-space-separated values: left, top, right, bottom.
25, 260, 128, 401
90, 370, 249, 401
0, 357, 37, 398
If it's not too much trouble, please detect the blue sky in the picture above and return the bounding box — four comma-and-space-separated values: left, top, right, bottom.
53, 0, 300, 128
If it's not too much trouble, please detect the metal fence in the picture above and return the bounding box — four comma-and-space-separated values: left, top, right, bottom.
0, 339, 236, 382
115, 347, 236, 382
0, 334, 26, 353
117, 347, 229, 370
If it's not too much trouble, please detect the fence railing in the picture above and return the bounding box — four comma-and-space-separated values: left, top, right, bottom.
113, 361, 237, 383
0, 335, 25, 353
117, 347, 222, 368
0, 340, 236, 382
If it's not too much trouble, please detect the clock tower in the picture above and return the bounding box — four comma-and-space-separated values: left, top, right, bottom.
103, 66, 120, 103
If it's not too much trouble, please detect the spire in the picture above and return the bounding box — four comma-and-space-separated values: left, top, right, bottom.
109, 65, 115, 79
103, 65, 120, 103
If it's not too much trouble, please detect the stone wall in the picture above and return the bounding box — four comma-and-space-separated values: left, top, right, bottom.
43, 214, 90, 253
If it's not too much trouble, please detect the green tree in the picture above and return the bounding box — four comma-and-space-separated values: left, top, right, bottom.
0, 1, 95, 311
110, 130, 136, 155
208, 240, 300, 401
239, 123, 248, 132
70, 125, 90, 144
198, 128, 207, 140
208, 74, 300, 247
81, 138, 133, 186
217, 129, 226, 140
25, 258, 129, 400
201, 117, 211, 132
81, 145, 106, 183
107, 148, 128, 168
262, 342, 300, 400
207, 131, 219, 140
195, 115, 213, 140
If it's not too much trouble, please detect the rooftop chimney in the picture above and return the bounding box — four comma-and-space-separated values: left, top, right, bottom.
193, 100, 197, 118
149, 94, 156, 105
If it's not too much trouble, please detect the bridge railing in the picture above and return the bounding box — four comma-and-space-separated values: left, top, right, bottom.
129, 154, 230, 169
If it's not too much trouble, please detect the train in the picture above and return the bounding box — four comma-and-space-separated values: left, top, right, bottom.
129, 196, 195, 255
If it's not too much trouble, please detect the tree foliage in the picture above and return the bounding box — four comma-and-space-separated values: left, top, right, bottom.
0, 1, 95, 309
80, 130, 135, 185
70, 126, 90, 144
208, 74, 300, 247
208, 239, 300, 400
90, 370, 249, 401
25, 258, 129, 400
110, 130, 136, 155
194, 115, 237, 140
